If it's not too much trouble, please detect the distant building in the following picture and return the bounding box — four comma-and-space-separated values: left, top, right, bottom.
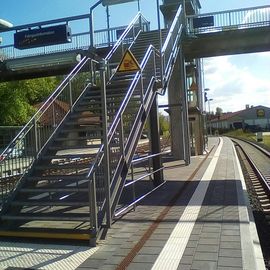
211, 105, 270, 132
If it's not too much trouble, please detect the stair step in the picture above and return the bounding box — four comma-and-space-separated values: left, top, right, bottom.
34, 163, 91, 170
83, 93, 130, 99
61, 126, 103, 132
53, 137, 101, 142
1, 214, 90, 222
40, 153, 98, 160
27, 175, 88, 182
10, 201, 88, 207
73, 107, 102, 113
20, 187, 88, 193
35, 166, 90, 174
49, 144, 101, 150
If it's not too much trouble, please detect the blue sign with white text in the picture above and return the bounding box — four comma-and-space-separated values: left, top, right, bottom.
193, 16, 214, 28
14, 24, 72, 50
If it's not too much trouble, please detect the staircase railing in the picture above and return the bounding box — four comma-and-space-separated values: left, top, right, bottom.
87, 45, 160, 230
105, 12, 149, 80
0, 56, 99, 207
160, 4, 185, 94
87, 6, 186, 232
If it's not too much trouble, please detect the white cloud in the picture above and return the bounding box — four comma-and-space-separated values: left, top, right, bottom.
256, 51, 270, 58
203, 55, 270, 112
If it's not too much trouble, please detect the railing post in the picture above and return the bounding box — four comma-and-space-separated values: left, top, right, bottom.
52, 103, 56, 128
119, 115, 125, 156
90, 0, 103, 48
89, 173, 98, 246
140, 74, 144, 104
33, 118, 39, 158
156, 0, 164, 85
131, 164, 136, 210
106, 5, 111, 46
99, 59, 112, 228
69, 79, 73, 112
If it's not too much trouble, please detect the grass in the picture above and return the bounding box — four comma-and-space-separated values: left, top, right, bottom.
224, 129, 270, 149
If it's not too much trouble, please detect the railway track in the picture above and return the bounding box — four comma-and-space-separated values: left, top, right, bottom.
231, 137, 270, 268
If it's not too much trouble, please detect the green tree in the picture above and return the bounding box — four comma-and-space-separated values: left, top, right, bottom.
215, 107, 223, 120
0, 76, 60, 126
159, 113, 170, 135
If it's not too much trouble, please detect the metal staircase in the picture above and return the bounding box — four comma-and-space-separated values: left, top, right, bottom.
0, 6, 185, 243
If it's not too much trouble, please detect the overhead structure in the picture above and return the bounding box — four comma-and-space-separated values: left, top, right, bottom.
0, 19, 13, 29
102, 0, 137, 6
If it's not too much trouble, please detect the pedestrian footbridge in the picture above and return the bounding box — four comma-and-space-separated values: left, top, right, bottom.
0, 5, 269, 81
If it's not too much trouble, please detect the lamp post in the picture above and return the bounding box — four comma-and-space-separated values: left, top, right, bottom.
203, 88, 210, 145
156, 0, 163, 84
208, 98, 213, 135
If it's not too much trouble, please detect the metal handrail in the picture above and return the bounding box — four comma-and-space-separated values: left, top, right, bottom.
188, 5, 270, 18
86, 45, 160, 229
187, 5, 270, 34
105, 12, 149, 80
105, 12, 148, 60
160, 4, 184, 95
107, 45, 160, 141
87, 44, 159, 180
0, 56, 98, 205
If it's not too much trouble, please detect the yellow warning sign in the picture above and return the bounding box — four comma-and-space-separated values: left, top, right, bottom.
117, 49, 140, 73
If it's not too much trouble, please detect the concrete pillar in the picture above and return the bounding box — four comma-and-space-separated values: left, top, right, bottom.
168, 49, 190, 163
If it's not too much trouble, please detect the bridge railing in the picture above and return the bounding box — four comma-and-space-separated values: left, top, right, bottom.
187, 5, 270, 34
0, 15, 149, 60
0, 56, 99, 208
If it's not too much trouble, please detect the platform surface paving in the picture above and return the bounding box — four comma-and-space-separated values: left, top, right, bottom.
0, 137, 265, 270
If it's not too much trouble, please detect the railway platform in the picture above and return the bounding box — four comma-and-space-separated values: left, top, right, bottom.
0, 137, 266, 270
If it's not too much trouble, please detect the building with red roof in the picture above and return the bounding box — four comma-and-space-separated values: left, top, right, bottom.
210, 105, 270, 132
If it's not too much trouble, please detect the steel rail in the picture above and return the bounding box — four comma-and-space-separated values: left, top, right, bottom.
231, 138, 270, 194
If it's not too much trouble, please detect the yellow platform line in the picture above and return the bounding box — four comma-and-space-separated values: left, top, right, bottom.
0, 230, 94, 240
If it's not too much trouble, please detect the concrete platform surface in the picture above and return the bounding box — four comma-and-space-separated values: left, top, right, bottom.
0, 137, 265, 270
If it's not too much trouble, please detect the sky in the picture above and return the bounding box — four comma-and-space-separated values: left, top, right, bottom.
1, 0, 270, 113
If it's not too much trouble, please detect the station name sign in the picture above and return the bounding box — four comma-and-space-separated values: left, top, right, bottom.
14, 24, 72, 50
193, 16, 214, 28
102, 0, 137, 6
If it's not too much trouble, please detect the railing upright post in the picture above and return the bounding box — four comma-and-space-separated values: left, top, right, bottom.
89, 173, 98, 246
106, 5, 111, 46
119, 115, 125, 156
156, 0, 164, 85
69, 79, 73, 112
52, 103, 56, 128
100, 59, 112, 228
90, 0, 103, 48
140, 74, 144, 104
33, 118, 39, 158
131, 164, 136, 210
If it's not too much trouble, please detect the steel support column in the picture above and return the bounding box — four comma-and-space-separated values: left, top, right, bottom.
99, 60, 112, 228
149, 94, 164, 186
